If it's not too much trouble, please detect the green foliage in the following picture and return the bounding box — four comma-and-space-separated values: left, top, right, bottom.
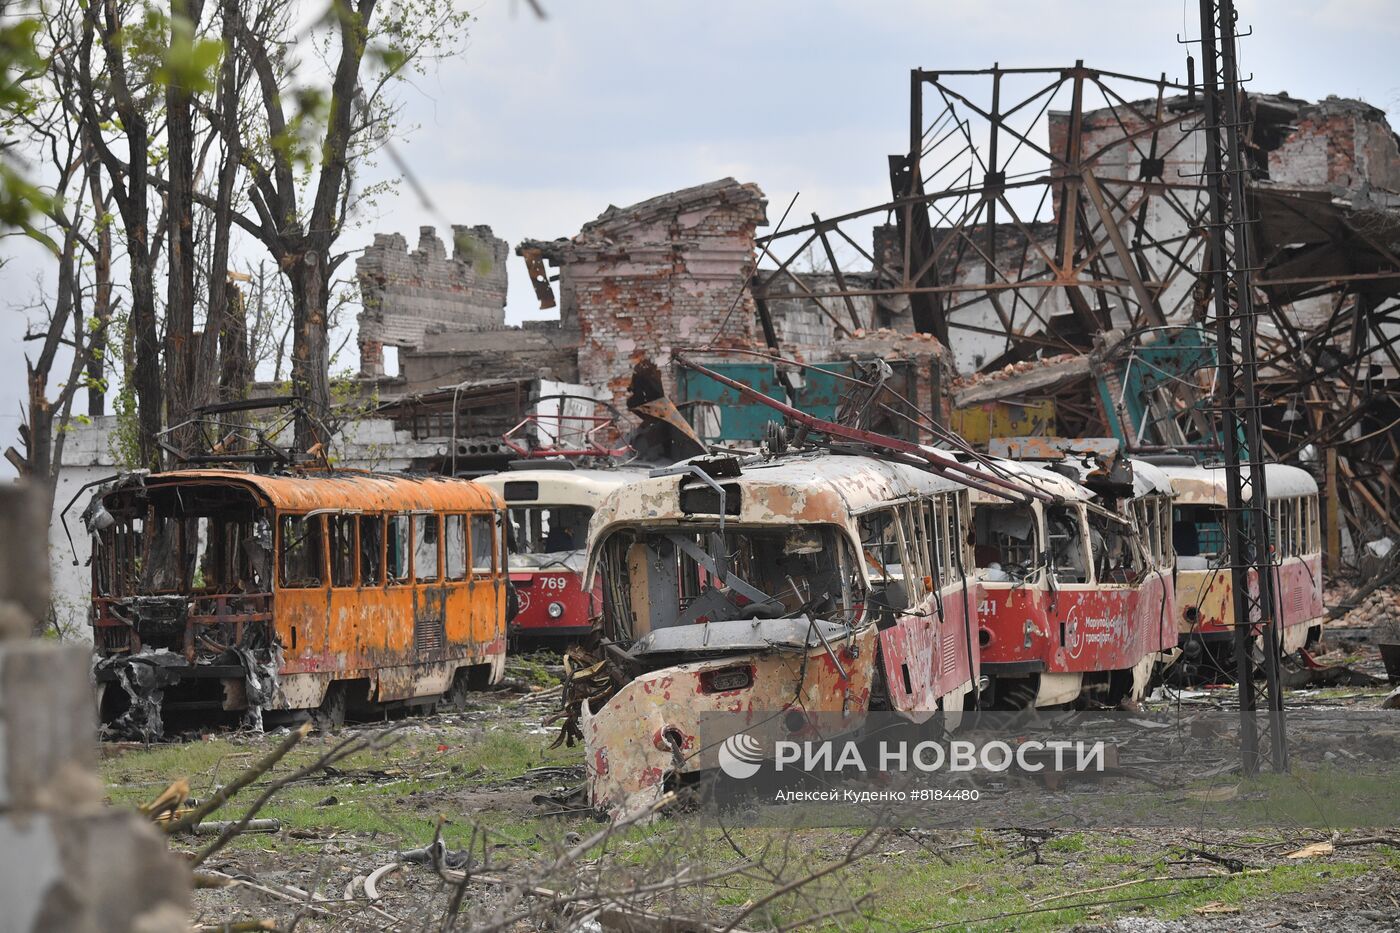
155, 9, 223, 94
108, 385, 144, 469
121, 5, 224, 95
452, 228, 494, 279
0, 13, 50, 227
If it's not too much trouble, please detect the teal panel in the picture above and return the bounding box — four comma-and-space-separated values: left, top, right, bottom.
678, 363, 786, 442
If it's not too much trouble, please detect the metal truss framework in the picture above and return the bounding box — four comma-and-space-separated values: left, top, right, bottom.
750, 59, 1400, 571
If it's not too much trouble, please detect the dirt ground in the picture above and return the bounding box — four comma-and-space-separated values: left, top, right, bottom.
101, 632, 1400, 932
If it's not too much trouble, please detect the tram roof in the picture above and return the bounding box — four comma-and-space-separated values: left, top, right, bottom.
960, 456, 1093, 504
1155, 462, 1318, 505
120, 469, 502, 513
475, 467, 649, 508
591, 452, 968, 529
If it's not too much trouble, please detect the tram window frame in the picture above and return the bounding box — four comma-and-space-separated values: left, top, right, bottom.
1088, 508, 1139, 584
1308, 497, 1320, 553
858, 508, 904, 585
498, 511, 509, 571
1161, 499, 1175, 565
387, 513, 411, 585
414, 513, 442, 583
470, 513, 494, 574
1275, 498, 1294, 558
972, 501, 1039, 580
279, 513, 325, 589
360, 515, 384, 586
445, 514, 468, 582
902, 502, 930, 602
930, 497, 949, 588
329, 513, 357, 588
1044, 504, 1090, 585
950, 492, 969, 580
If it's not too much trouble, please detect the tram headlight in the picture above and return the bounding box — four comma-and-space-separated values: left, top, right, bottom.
547, 601, 565, 619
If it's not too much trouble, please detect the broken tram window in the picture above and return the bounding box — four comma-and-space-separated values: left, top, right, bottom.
279, 515, 324, 588
972, 502, 1038, 581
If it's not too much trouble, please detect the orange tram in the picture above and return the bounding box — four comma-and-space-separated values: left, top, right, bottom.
89, 469, 510, 738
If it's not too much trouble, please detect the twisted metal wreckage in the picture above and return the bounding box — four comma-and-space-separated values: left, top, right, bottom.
747, 64, 1400, 567
553, 51, 1366, 809
552, 358, 1217, 817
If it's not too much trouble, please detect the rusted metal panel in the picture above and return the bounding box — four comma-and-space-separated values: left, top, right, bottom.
978, 575, 1177, 676
677, 363, 785, 442
877, 582, 978, 718
520, 246, 557, 310
1177, 556, 1324, 644
952, 401, 1057, 445
582, 628, 877, 816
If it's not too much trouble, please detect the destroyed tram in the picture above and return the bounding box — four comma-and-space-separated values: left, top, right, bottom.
575, 451, 979, 815
86, 469, 510, 738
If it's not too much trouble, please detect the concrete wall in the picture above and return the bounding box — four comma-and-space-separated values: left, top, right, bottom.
356, 225, 510, 376
759, 271, 886, 353
399, 321, 581, 394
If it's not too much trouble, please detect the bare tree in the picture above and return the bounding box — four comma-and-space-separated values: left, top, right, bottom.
7, 8, 115, 505
71, 0, 167, 468
213, 0, 470, 448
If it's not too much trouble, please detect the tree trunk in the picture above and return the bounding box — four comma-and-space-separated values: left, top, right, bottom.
195, 0, 238, 415
129, 248, 164, 469
85, 2, 162, 469
219, 284, 251, 402
85, 162, 112, 418
288, 251, 331, 451
163, 0, 205, 458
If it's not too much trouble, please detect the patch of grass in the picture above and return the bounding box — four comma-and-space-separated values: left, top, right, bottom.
1045, 833, 1086, 853
507, 653, 561, 689
103, 704, 1396, 929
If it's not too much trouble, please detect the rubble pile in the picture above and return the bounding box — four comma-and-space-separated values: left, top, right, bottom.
948, 352, 1080, 389
1338, 589, 1400, 635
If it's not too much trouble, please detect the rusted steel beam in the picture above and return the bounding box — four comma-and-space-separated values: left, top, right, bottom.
1081, 169, 1165, 328
811, 212, 863, 331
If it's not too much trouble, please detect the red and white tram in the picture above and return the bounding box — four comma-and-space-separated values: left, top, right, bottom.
475, 466, 646, 642
1151, 459, 1325, 665
968, 456, 1178, 708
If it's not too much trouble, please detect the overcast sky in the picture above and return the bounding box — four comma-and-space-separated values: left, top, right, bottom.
1, 0, 1396, 472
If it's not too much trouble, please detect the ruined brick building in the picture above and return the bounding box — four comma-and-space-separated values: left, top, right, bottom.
355, 178, 951, 448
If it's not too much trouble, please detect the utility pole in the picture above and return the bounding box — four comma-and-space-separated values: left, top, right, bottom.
1197, 0, 1289, 774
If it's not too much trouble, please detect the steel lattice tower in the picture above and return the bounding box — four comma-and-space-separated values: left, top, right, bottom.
1197, 0, 1288, 774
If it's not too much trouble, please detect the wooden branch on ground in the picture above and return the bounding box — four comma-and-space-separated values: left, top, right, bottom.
165, 721, 311, 835
192, 726, 404, 867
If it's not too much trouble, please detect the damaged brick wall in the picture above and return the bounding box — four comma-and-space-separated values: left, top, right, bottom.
399, 321, 581, 393
519, 178, 768, 411
1263, 96, 1400, 192
759, 271, 881, 349
355, 225, 510, 377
